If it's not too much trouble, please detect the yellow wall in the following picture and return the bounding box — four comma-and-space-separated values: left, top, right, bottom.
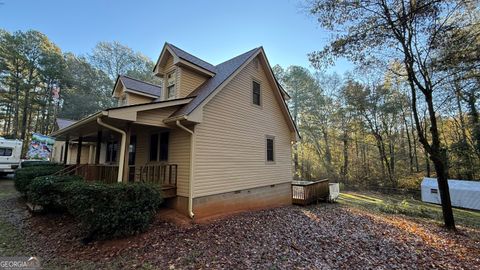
193, 56, 293, 197
178, 67, 207, 98
127, 92, 154, 105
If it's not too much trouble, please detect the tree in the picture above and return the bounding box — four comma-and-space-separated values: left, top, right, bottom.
306, 0, 478, 229
89, 41, 159, 84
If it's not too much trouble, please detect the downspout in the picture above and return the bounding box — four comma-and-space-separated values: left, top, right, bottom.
97, 117, 126, 183
175, 120, 195, 219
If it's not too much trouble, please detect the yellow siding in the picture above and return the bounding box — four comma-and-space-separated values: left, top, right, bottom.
135, 107, 178, 127
178, 67, 207, 98
193, 57, 293, 197
169, 128, 191, 197
67, 144, 91, 164
127, 93, 153, 105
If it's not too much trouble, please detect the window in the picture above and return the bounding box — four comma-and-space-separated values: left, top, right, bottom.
149, 132, 169, 162
266, 136, 274, 162
106, 142, 118, 162
431, 188, 438, 194
149, 134, 158, 161
167, 85, 176, 99
0, 148, 12, 156
166, 71, 176, 99
128, 135, 136, 166
159, 132, 169, 161
118, 95, 127, 106
252, 81, 261, 105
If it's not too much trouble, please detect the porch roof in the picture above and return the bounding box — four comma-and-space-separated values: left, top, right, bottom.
51, 97, 193, 140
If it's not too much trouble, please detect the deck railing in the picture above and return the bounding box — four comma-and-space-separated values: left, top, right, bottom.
138, 163, 177, 187
292, 179, 329, 205
76, 164, 119, 184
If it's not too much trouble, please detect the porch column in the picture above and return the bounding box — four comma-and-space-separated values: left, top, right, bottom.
122, 126, 131, 182
76, 136, 83, 165
63, 139, 69, 164
95, 130, 102, 164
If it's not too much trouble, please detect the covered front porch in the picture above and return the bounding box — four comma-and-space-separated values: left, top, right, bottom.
51, 106, 194, 199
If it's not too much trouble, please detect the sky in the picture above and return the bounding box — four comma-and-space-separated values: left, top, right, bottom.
0, 0, 352, 73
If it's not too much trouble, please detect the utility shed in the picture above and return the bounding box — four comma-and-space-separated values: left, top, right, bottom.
421, 177, 480, 211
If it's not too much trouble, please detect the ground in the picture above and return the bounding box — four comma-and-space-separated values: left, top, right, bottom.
1, 177, 479, 269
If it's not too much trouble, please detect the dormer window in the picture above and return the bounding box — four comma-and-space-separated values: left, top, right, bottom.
118, 94, 127, 107
166, 71, 176, 99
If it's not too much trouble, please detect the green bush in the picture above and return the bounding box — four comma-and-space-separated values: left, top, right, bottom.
27, 175, 82, 210
14, 165, 64, 194
63, 182, 163, 240
20, 161, 59, 168
26, 175, 163, 240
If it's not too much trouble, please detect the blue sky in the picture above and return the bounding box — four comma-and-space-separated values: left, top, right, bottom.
1, 0, 352, 73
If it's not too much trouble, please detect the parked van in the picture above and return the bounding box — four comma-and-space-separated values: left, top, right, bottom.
0, 137, 22, 175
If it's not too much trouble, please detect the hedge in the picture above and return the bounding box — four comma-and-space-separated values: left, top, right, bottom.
20, 160, 59, 168
63, 182, 163, 240
14, 165, 64, 195
27, 175, 83, 210
26, 175, 163, 240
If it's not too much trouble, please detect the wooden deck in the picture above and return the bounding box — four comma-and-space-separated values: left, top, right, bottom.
292, 179, 329, 205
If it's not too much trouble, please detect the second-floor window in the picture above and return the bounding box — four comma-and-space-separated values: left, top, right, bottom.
253, 81, 261, 106
166, 71, 176, 99
118, 95, 127, 106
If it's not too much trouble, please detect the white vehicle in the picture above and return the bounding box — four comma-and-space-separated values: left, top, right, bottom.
0, 137, 22, 175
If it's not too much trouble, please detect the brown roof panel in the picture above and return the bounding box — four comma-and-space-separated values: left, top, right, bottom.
167, 43, 217, 74
170, 47, 260, 118
119, 75, 162, 97
56, 118, 76, 129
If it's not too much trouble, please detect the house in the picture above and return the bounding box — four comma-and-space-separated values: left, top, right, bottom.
51, 43, 299, 218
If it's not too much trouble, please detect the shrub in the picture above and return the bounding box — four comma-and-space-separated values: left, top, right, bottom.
63, 182, 163, 240
27, 175, 83, 210
21, 161, 59, 168
14, 165, 64, 194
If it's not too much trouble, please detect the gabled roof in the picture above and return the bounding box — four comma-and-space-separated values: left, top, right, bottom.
171, 47, 261, 117
115, 75, 162, 98
166, 43, 217, 74
56, 118, 76, 129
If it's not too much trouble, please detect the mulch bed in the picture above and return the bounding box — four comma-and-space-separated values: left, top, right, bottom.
2, 187, 479, 269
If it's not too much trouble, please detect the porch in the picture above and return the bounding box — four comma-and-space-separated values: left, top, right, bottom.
51, 107, 194, 200
55, 163, 178, 198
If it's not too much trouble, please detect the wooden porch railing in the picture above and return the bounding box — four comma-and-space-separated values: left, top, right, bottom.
138, 163, 177, 198
55, 163, 178, 198
292, 179, 329, 205
75, 164, 119, 184
138, 163, 177, 187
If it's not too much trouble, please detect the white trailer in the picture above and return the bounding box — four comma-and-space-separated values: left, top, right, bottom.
0, 137, 23, 175
421, 177, 480, 211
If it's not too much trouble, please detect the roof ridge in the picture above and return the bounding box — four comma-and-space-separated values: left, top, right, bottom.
215, 47, 261, 67
166, 43, 217, 72
120, 75, 162, 88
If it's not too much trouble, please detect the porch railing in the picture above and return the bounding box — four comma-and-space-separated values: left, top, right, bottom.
76, 164, 119, 184
292, 179, 329, 205
138, 163, 177, 187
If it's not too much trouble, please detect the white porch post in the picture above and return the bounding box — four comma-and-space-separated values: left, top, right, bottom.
96, 117, 126, 183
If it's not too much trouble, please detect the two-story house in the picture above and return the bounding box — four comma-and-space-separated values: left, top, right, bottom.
51, 43, 299, 218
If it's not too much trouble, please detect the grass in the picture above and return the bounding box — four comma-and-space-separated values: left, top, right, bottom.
338, 192, 480, 228
0, 220, 28, 256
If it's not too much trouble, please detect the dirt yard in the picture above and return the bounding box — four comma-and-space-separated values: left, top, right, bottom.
1, 177, 479, 269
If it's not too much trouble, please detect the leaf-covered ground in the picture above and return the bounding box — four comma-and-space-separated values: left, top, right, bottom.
1, 178, 479, 269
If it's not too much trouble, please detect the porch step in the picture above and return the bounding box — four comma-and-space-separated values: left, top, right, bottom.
161, 185, 176, 199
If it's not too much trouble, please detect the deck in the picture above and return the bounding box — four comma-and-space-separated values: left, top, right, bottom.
292, 179, 329, 205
